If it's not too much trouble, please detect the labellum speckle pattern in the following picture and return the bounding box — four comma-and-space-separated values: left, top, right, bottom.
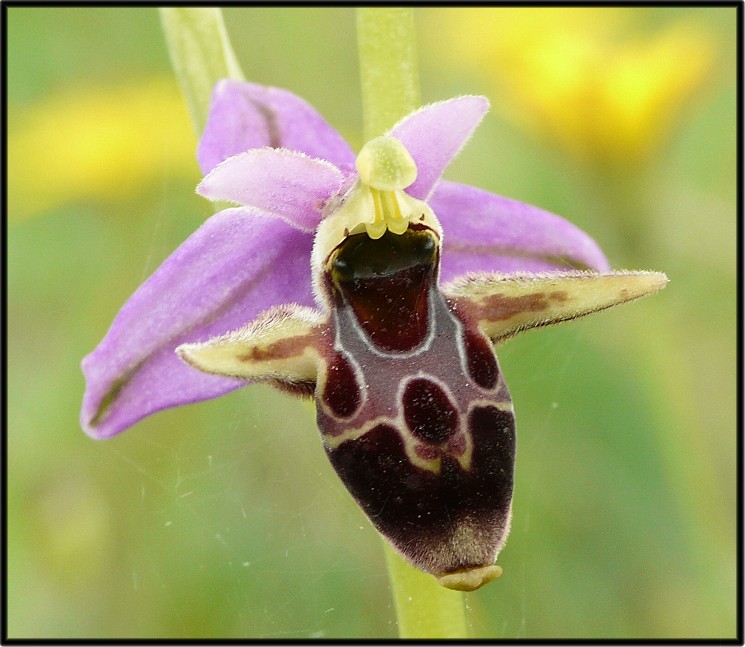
317, 226, 516, 581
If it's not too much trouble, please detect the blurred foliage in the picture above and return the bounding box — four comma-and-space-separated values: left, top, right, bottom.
9, 77, 195, 220
7, 6, 738, 639
424, 7, 718, 165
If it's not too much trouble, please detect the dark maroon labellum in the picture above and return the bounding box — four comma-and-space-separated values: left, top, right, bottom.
321, 351, 362, 419
403, 378, 459, 444
330, 228, 435, 352
316, 226, 516, 579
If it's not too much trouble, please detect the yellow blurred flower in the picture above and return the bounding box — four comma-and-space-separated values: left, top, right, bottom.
8, 76, 198, 221
426, 8, 717, 164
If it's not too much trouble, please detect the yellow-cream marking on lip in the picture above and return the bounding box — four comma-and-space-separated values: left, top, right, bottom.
321, 411, 475, 474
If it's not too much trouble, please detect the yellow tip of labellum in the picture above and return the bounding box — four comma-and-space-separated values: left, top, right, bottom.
436, 564, 503, 591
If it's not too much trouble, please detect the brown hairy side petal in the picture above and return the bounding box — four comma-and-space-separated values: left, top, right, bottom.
176, 304, 327, 390
443, 270, 668, 343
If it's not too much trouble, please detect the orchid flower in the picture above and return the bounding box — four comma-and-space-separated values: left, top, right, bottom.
81, 79, 666, 591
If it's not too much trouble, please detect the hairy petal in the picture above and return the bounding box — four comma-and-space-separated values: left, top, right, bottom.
197, 79, 356, 174
389, 96, 489, 200
431, 180, 611, 280
177, 304, 326, 383
81, 208, 315, 439
197, 148, 345, 232
443, 270, 668, 342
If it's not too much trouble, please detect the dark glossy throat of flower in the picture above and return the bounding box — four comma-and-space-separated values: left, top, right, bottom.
329, 227, 438, 352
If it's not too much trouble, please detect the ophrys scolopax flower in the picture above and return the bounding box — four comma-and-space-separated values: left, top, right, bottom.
81, 80, 666, 590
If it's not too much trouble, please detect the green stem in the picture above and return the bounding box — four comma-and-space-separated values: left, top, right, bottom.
356, 8, 421, 141
159, 8, 245, 134
356, 8, 469, 639
384, 544, 469, 638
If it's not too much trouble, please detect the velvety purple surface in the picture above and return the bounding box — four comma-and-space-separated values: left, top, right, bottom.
81, 208, 315, 438
432, 180, 611, 281
389, 96, 489, 201
197, 79, 355, 174
197, 148, 346, 232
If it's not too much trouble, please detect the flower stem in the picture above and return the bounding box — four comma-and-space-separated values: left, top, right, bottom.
356, 8, 469, 639
356, 8, 421, 141
384, 544, 469, 638
159, 8, 245, 133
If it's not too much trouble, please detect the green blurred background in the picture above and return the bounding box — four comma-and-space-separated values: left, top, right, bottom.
7, 6, 737, 639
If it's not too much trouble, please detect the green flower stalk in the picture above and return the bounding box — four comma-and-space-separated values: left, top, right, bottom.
356, 8, 421, 140
160, 8, 244, 133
